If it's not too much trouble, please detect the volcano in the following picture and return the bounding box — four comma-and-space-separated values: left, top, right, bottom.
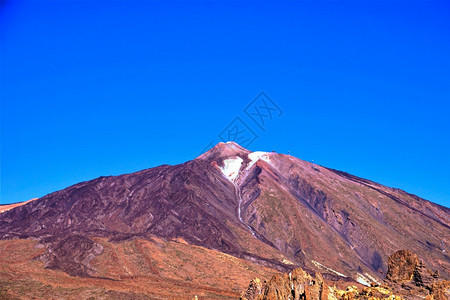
0, 142, 449, 299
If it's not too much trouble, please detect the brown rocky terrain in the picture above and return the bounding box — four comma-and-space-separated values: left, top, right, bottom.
0, 238, 276, 299
241, 267, 330, 300
384, 250, 449, 299
241, 250, 449, 300
1, 142, 449, 298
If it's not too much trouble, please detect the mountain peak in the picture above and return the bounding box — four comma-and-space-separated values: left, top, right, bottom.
197, 141, 251, 161
216, 141, 249, 152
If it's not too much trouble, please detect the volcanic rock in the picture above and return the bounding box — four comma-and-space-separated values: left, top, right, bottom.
386, 250, 420, 282
385, 250, 449, 299
241, 278, 266, 300
243, 249, 449, 299
241, 267, 406, 300
242, 267, 330, 300
413, 260, 438, 287
38, 234, 104, 277
427, 280, 450, 300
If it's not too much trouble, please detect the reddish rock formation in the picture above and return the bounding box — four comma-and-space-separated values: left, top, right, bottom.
427, 280, 450, 300
243, 250, 449, 299
385, 250, 449, 299
413, 260, 439, 287
242, 278, 266, 300
241, 267, 329, 300
261, 273, 292, 299
386, 250, 420, 282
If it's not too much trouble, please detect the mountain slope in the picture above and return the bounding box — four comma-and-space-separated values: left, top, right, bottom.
231, 147, 449, 282
1, 142, 449, 296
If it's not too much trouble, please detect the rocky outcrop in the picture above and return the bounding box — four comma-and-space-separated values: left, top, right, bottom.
385, 249, 440, 287
241, 267, 329, 300
243, 250, 449, 300
413, 260, 440, 287
385, 250, 449, 299
261, 273, 292, 299
386, 250, 419, 282
427, 280, 450, 300
241, 278, 266, 300
241, 268, 407, 300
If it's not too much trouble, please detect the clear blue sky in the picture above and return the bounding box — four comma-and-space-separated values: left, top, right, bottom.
1, 0, 449, 207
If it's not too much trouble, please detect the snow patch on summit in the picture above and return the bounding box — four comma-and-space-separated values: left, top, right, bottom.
220, 157, 243, 182
219, 150, 272, 183
247, 151, 271, 170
